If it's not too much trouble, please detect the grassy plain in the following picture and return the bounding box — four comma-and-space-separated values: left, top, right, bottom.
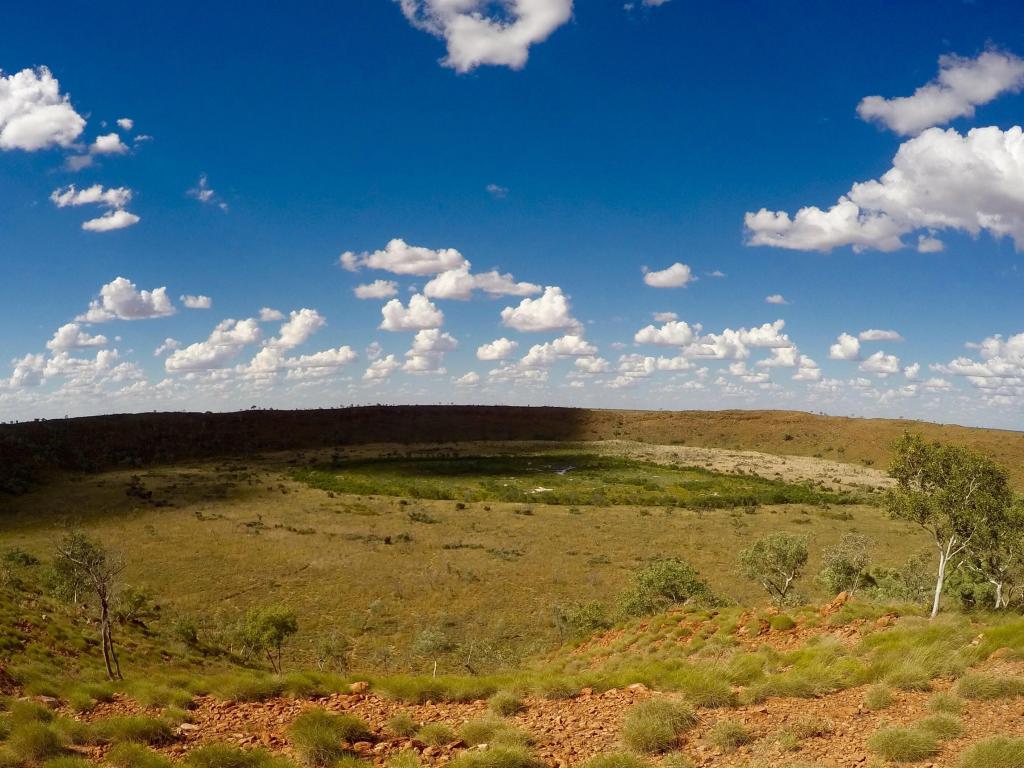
0, 442, 924, 673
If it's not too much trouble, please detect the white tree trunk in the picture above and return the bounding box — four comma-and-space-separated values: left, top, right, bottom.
931, 551, 947, 620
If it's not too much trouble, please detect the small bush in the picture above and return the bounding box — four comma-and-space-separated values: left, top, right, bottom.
90, 715, 174, 745
447, 746, 541, 768
864, 684, 894, 711
459, 718, 531, 748
416, 723, 455, 747
790, 717, 833, 739
41, 758, 91, 768
705, 720, 752, 751
7, 723, 66, 764
9, 699, 54, 725
619, 559, 717, 617
866, 727, 938, 762
927, 692, 965, 716
106, 743, 174, 768
958, 737, 1024, 768
577, 753, 650, 768
289, 710, 371, 766
488, 691, 524, 716
385, 751, 421, 768
620, 699, 697, 754
768, 615, 796, 631
183, 744, 292, 768
955, 673, 1024, 700
916, 714, 963, 740
386, 713, 418, 738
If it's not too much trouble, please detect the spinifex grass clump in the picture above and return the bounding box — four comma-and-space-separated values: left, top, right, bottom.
620, 698, 698, 753
447, 746, 542, 768
416, 723, 456, 747
866, 727, 939, 763
488, 691, 524, 716
89, 715, 174, 745
183, 744, 297, 768
705, 719, 753, 751
288, 710, 371, 767
958, 737, 1024, 767
105, 743, 174, 768
459, 717, 532, 748
577, 753, 651, 768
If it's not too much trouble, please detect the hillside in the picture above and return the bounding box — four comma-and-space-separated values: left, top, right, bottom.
3, 406, 1024, 492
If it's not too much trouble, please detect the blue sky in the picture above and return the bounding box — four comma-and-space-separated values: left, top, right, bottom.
2, 1, 1023, 427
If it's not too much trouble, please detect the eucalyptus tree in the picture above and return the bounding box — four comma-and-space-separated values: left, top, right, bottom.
53, 531, 125, 680
885, 433, 1013, 619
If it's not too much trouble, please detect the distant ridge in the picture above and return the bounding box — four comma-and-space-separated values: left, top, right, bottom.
2, 406, 1023, 492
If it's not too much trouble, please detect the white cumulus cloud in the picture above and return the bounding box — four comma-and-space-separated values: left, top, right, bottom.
500, 286, 580, 332
181, 295, 213, 309
77, 277, 176, 322
380, 294, 444, 331
829, 332, 861, 361
642, 262, 696, 288
0, 66, 85, 151
746, 125, 1024, 252
397, 0, 572, 73
857, 50, 1024, 136
46, 323, 108, 351
341, 238, 466, 275
354, 280, 399, 299
477, 337, 519, 360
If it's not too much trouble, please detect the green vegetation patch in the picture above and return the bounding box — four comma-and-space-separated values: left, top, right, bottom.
294, 453, 857, 508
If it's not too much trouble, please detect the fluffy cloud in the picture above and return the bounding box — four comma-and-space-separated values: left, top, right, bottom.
575, 356, 611, 374
765, 294, 789, 305
354, 280, 399, 299
652, 311, 678, 323
267, 309, 326, 350
364, 354, 400, 381
154, 338, 181, 356
46, 323, 108, 352
380, 294, 444, 331
687, 320, 792, 360
423, 263, 540, 300
397, 0, 572, 73
642, 262, 695, 288
500, 286, 581, 332
0, 66, 85, 151
259, 307, 285, 322
285, 346, 358, 370
165, 318, 262, 371
859, 329, 903, 342
746, 125, 1024, 252
857, 51, 1024, 136
77, 277, 176, 322
520, 334, 597, 367
634, 320, 698, 347
181, 294, 213, 309
51, 184, 132, 209
829, 333, 861, 360
116, 118, 134, 131
477, 338, 519, 360
341, 238, 466, 275
91, 132, 128, 154
860, 350, 901, 377
454, 371, 481, 386
81, 209, 141, 232
404, 328, 458, 373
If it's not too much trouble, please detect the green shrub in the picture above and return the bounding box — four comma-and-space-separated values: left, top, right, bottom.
789, 717, 833, 739
866, 727, 938, 762
618, 559, 717, 617
864, 684, 894, 711
386, 713, 418, 738
90, 715, 174, 745
210, 674, 284, 702
289, 710, 371, 766
183, 744, 293, 768
488, 691, 524, 716
670, 668, 735, 708
41, 758, 91, 768
705, 720, 752, 751
958, 737, 1024, 767
459, 718, 531, 748
9, 700, 54, 725
955, 673, 1024, 700
916, 714, 963, 740
817, 533, 872, 596
927, 692, 965, 715
416, 723, 455, 747
7, 723, 66, 764
105, 743, 174, 768
385, 751, 421, 768
577, 753, 650, 768
768, 615, 796, 631
620, 699, 697, 754
447, 746, 542, 768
